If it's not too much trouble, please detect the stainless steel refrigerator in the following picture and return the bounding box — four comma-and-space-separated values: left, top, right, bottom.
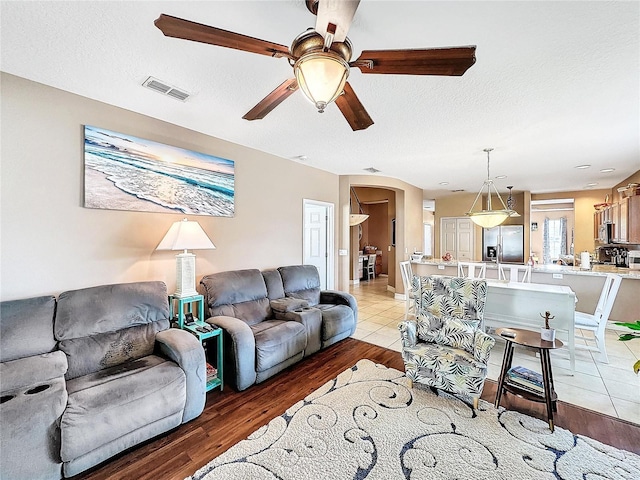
482, 225, 525, 264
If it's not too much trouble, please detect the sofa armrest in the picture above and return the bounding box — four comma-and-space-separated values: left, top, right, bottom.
155, 329, 206, 423
320, 291, 358, 315
207, 316, 256, 391
398, 320, 417, 349
473, 331, 496, 364
0, 351, 68, 393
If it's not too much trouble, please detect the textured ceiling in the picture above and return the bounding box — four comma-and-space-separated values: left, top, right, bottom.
1, 1, 638, 198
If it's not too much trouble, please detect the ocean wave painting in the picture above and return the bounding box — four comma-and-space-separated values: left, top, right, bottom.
84, 125, 235, 216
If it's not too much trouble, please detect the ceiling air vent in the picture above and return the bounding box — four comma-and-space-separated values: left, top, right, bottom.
451, 189, 466, 192
142, 77, 191, 102
363, 167, 380, 173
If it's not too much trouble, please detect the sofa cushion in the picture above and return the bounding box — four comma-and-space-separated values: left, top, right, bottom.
59, 320, 169, 380
417, 312, 478, 354
317, 304, 355, 341
201, 269, 271, 325
55, 281, 169, 340
0, 295, 57, 362
61, 355, 186, 462
415, 276, 486, 323
279, 265, 321, 307
262, 269, 285, 300
251, 320, 307, 373
403, 342, 488, 396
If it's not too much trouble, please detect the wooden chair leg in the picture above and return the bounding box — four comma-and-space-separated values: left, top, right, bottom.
473, 397, 479, 410
408, 379, 413, 388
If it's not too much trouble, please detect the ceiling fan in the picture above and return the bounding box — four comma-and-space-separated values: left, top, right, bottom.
154, 0, 476, 131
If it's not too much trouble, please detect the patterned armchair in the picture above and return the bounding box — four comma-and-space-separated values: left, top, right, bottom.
398, 275, 495, 409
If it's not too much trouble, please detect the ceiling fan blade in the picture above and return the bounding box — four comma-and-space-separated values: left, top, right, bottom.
353, 46, 477, 76
243, 78, 299, 121
154, 14, 290, 58
315, 0, 361, 43
335, 82, 373, 131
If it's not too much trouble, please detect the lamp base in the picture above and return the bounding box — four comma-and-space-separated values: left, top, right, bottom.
174, 252, 199, 298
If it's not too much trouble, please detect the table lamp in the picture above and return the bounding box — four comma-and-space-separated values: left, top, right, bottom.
156, 218, 216, 297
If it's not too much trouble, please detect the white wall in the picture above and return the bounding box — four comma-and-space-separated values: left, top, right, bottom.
0, 74, 339, 300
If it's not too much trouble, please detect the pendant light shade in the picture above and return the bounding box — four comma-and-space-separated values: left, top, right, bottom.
349, 214, 369, 226
349, 187, 369, 226
466, 148, 515, 229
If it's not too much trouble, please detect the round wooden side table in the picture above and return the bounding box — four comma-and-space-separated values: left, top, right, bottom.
494, 327, 564, 431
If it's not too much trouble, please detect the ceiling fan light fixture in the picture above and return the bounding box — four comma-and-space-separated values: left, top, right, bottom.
294, 51, 349, 112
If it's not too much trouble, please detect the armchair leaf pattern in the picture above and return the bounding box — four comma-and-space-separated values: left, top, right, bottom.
399, 275, 495, 406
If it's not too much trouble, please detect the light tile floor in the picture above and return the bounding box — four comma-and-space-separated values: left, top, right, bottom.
349, 276, 640, 424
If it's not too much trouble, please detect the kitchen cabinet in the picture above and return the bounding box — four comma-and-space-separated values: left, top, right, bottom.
594, 210, 602, 240
628, 196, 640, 243
610, 203, 620, 242
619, 197, 628, 242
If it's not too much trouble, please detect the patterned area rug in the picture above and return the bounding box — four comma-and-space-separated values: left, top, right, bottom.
188, 359, 640, 479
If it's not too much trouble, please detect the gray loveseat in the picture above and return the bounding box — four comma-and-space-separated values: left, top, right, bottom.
199, 265, 357, 391
0, 281, 206, 479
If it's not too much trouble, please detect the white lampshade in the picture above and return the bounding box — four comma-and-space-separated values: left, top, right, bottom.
156, 218, 216, 252
156, 219, 215, 298
294, 52, 349, 112
349, 214, 369, 226
468, 210, 511, 229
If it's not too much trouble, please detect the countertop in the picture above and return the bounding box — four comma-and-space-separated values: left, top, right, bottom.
412, 260, 640, 279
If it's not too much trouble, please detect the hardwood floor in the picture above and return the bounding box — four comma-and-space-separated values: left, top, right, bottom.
73, 338, 640, 480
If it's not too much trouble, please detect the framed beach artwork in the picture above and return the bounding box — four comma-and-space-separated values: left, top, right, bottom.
83, 125, 234, 216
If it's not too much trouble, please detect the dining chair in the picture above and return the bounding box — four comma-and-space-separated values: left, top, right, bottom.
574, 273, 622, 363
399, 261, 417, 320
498, 264, 532, 283
366, 254, 377, 280
457, 262, 487, 279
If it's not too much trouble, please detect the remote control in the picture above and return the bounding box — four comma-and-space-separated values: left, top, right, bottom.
500, 331, 516, 338
195, 326, 209, 333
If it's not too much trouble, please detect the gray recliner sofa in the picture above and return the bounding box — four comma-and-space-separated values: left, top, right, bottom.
0, 281, 207, 479
0, 295, 68, 480
199, 265, 357, 391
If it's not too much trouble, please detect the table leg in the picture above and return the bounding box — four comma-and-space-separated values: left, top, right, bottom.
495, 341, 515, 408
217, 330, 224, 391
540, 349, 555, 432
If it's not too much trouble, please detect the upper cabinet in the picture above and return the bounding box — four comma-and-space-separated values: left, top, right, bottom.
627, 196, 640, 244
593, 195, 640, 244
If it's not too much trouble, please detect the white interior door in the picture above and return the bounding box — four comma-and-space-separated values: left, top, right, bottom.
441, 218, 457, 257
303, 199, 334, 289
440, 217, 475, 261
456, 218, 474, 261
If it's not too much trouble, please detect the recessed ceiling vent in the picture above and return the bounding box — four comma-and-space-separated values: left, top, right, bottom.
142, 76, 191, 102
363, 167, 380, 173
451, 189, 466, 192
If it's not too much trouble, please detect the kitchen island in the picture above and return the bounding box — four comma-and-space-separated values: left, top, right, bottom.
411, 260, 638, 323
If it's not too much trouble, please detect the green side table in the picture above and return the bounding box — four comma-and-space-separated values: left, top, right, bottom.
168, 294, 223, 392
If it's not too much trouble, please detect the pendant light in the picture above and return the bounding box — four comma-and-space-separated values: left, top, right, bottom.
349, 187, 369, 226
506, 186, 521, 217
466, 148, 515, 228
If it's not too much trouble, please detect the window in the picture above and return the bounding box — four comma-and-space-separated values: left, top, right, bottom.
547, 219, 563, 261
423, 223, 432, 256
